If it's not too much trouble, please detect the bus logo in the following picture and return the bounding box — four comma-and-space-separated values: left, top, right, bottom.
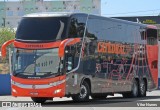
32, 85, 36, 89
97, 42, 131, 54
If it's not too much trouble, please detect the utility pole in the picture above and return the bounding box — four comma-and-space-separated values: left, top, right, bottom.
3, 0, 6, 27
2, 17, 5, 27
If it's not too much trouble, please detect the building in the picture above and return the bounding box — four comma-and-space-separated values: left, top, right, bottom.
0, 0, 101, 28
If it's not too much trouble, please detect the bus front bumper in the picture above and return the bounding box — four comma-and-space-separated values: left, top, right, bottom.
12, 83, 66, 97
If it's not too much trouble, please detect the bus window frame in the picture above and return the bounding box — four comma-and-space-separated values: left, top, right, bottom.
65, 14, 89, 74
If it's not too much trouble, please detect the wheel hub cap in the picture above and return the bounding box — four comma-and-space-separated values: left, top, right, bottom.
79, 85, 87, 99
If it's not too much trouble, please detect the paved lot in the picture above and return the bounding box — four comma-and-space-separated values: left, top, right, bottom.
0, 90, 160, 110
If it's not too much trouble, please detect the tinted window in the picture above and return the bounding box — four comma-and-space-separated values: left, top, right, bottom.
87, 17, 143, 44
16, 17, 69, 41
147, 29, 158, 45
158, 29, 160, 40
68, 15, 87, 38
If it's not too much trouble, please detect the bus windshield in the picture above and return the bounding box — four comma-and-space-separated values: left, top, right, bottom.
16, 17, 68, 41
12, 48, 63, 78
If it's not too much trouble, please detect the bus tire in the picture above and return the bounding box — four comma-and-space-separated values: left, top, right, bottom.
138, 79, 146, 97
31, 97, 47, 103
123, 79, 138, 98
72, 81, 90, 102
130, 79, 139, 98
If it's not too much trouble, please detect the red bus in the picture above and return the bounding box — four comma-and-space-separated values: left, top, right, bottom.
1, 13, 158, 103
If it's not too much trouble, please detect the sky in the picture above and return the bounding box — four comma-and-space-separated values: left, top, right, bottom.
101, 0, 160, 17
0, 0, 160, 17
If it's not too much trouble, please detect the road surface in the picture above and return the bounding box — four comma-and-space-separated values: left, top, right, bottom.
0, 90, 160, 110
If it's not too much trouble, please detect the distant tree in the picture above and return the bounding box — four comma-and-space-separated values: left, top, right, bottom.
0, 28, 15, 47
0, 28, 15, 74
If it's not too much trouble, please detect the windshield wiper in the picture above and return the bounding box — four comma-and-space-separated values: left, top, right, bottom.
36, 72, 59, 75
38, 72, 60, 78
14, 72, 33, 76
14, 71, 60, 78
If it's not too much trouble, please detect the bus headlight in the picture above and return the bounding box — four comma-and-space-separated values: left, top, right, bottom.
12, 88, 17, 93
54, 89, 61, 94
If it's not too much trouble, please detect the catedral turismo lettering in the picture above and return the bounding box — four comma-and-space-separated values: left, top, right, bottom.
97, 42, 131, 54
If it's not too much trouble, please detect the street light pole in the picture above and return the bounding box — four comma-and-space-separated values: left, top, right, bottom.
2, 17, 5, 27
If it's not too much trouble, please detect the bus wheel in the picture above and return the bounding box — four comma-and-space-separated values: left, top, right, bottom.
31, 97, 47, 103
91, 94, 107, 100
72, 81, 90, 102
123, 79, 138, 98
130, 79, 138, 98
138, 79, 146, 97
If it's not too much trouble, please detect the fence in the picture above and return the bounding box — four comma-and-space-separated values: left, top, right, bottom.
0, 74, 11, 95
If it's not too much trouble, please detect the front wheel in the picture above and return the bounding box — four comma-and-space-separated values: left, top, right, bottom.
72, 81, 90, 102
31, 97, 47, 103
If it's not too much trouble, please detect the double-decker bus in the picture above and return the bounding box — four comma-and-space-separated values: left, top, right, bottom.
1, 13, 158, 103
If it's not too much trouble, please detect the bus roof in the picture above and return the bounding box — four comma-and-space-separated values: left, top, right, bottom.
23, 12, 157, 30
23, 12, 88, 17
90, 14, 147, 28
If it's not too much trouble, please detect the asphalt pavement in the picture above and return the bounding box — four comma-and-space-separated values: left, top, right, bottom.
0, 90, 160, 110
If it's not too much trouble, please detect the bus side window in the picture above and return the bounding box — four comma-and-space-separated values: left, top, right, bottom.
147, 37, 157, 45
151, 60, 158, 69
65, 44, 80, 72
67, 56, 73, 71
68, 15, 87, 38
146, 29, 157, 45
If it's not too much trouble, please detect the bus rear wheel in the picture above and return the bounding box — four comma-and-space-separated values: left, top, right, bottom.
31, 97, 47, 103
138, 79, 146, 97
72, 81, 90, 102
123, 79, 138, 98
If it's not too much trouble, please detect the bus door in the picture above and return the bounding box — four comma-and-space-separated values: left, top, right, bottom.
146, 29, 158, 88
65, 50, 74, 73
64, 44, 80, 92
